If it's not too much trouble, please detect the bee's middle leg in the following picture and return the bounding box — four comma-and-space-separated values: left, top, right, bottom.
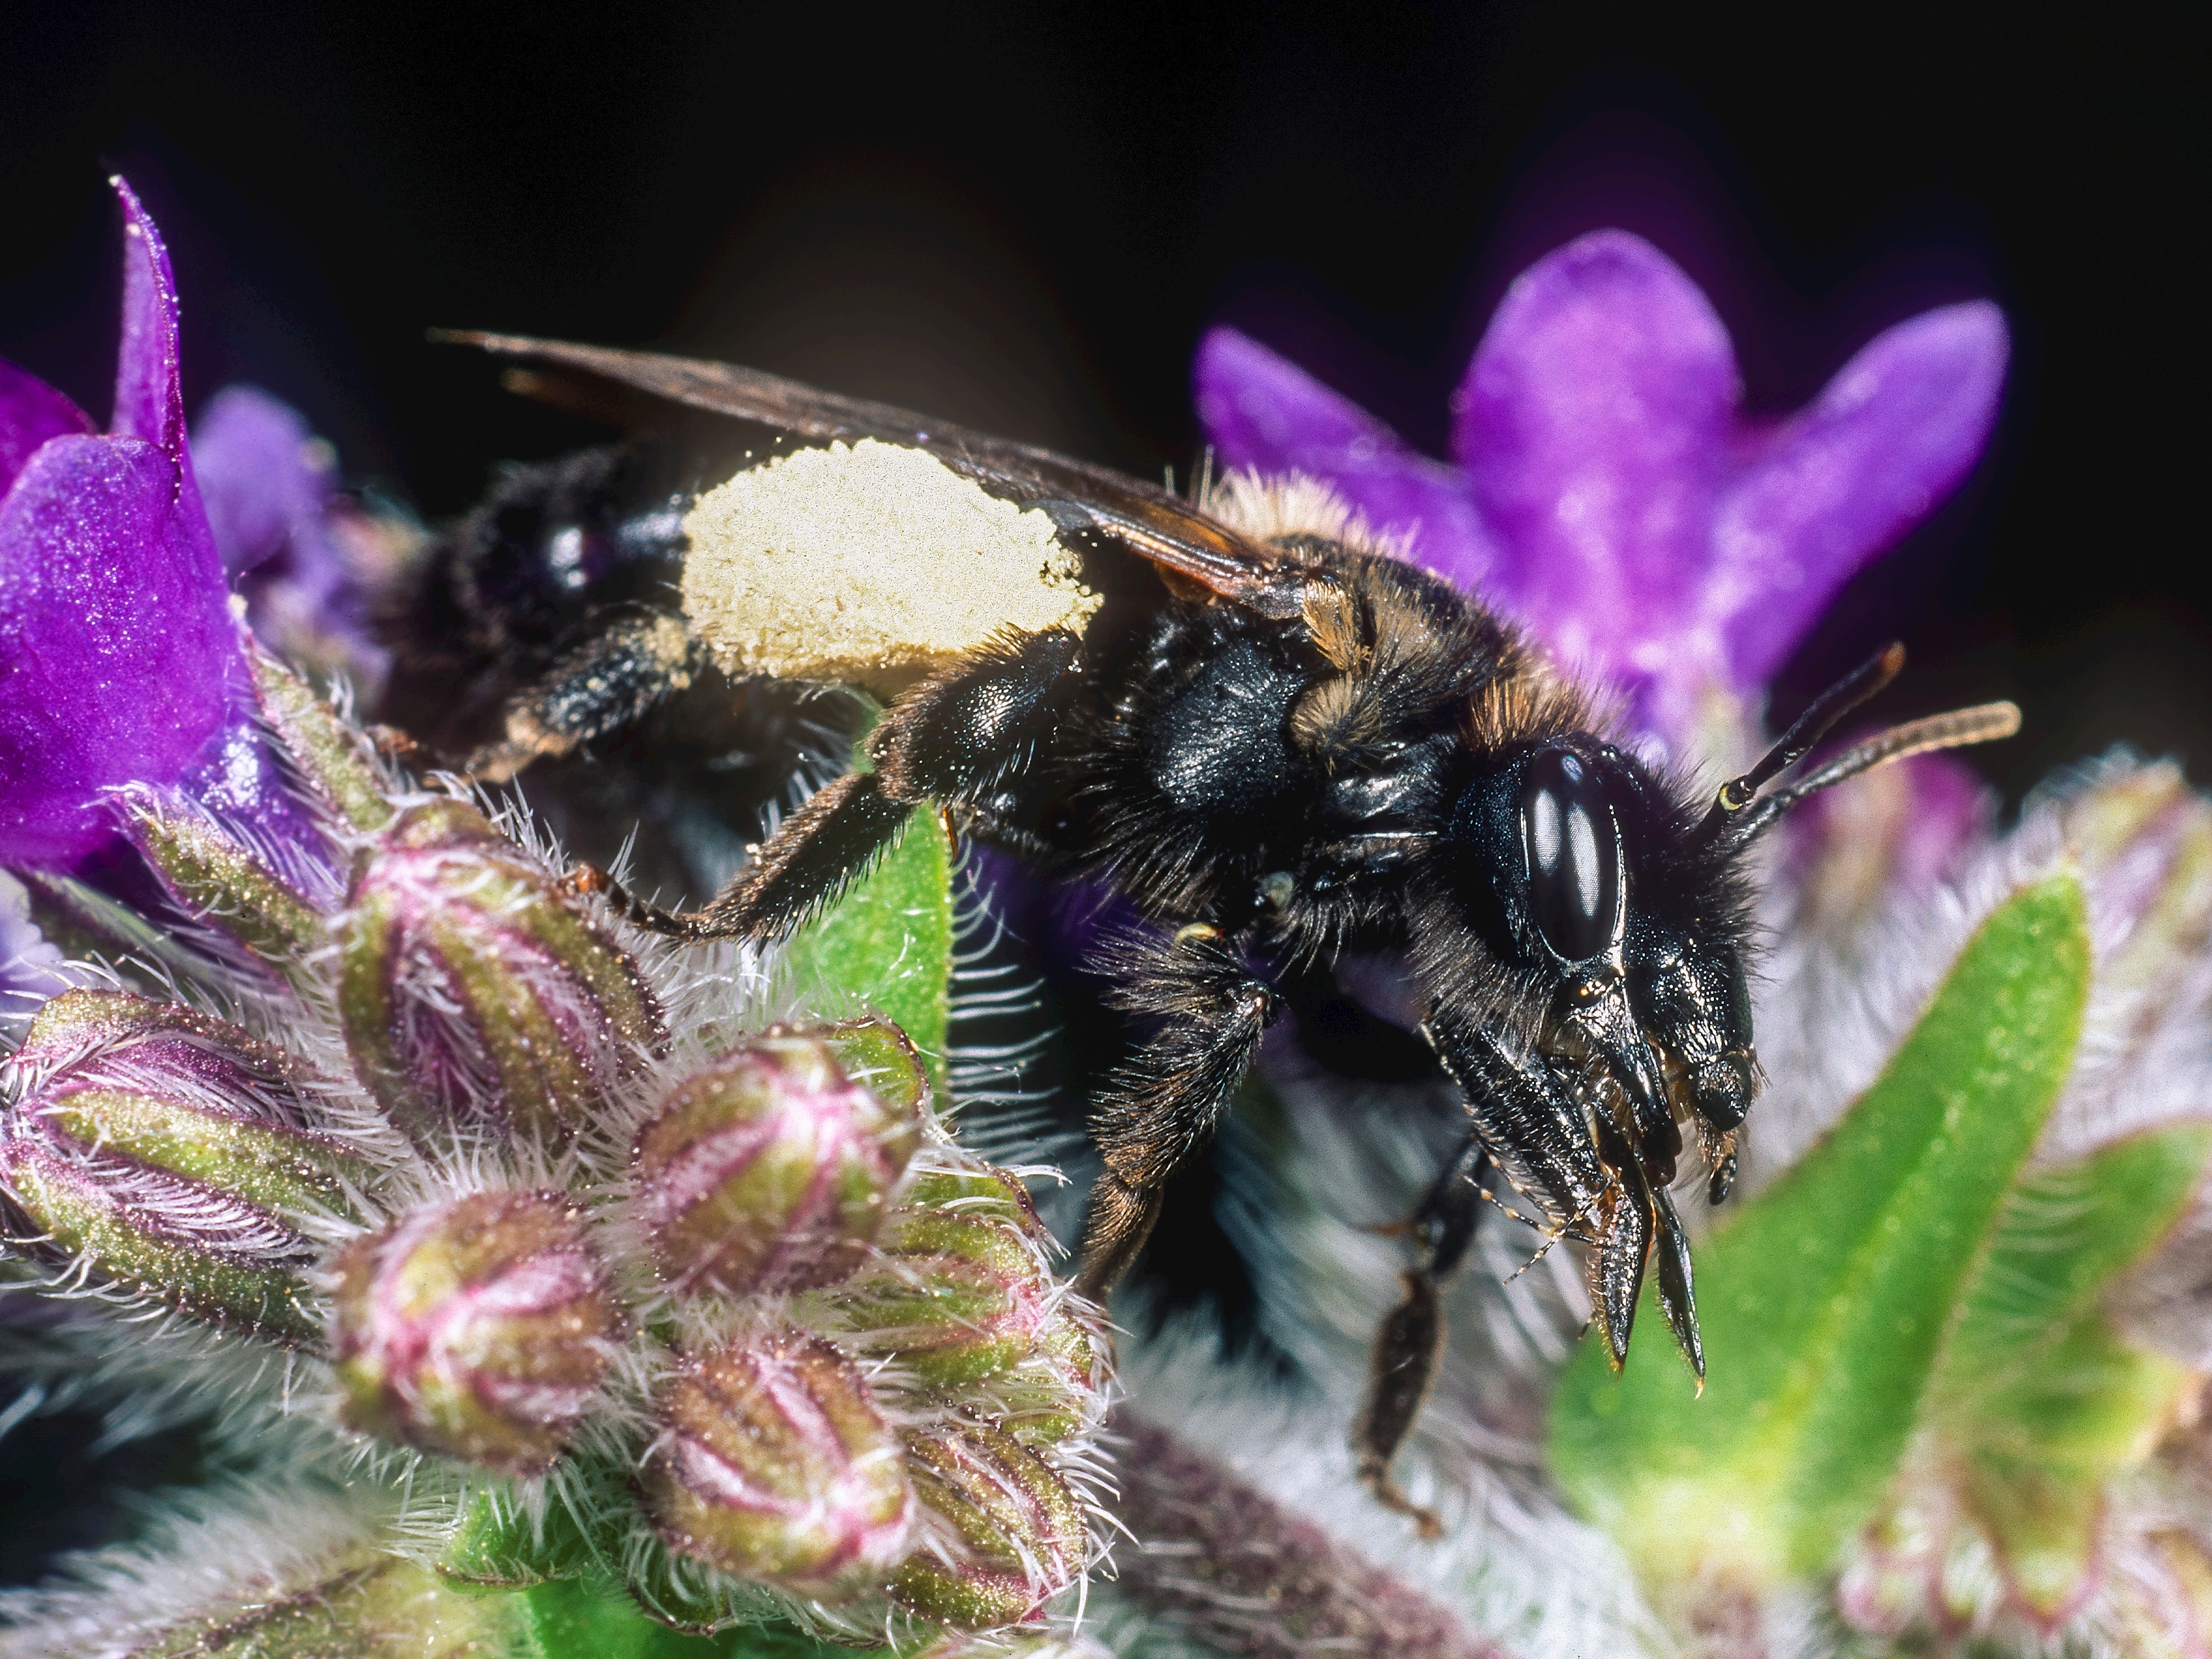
1354, 1132, 1491, 1535
1074, 925, 1281, 1299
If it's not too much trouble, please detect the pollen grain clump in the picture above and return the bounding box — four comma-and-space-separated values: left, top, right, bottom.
680, 439, 1102, 697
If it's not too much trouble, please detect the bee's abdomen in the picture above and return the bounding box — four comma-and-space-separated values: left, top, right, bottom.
382, 443, 689, 752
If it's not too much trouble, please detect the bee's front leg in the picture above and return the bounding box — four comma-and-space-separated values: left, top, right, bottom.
1346, 1006, 1613, 1531
1074, 925, 1281, 1299
1355, 1132, 1492, 1536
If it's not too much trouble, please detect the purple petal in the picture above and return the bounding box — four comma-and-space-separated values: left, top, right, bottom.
1451, 232, 1738, 679
172, 705, 346, 906
1, 360, 95, 502
1, 871, 81, 1024
1193, 327, 1500, 589
109, 178, 188, 458
192, 385, 337, 579
0, 435, 237, 866
1709, 302, 2008, 689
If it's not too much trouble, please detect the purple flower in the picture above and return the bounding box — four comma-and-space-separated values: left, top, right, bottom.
1196, 230, 2008, 746
192, 386, 395, 697
0, 871, 80, 1024
0, 180, 318, 873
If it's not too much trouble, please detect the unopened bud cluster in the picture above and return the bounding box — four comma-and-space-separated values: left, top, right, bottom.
0, 650, 1104, 1639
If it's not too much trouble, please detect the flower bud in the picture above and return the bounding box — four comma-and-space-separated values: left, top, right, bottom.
630, 1028, 922, 1297
0, 990, 368, 1343
336, 800, 665, 1148
839, 1193, 1062, 1390
889, 1421, 1085, 1629
2038, 758, 2212, 1167
2061, 758, 2212, 994
329, 1190, 617, 1474
247, 640, 394, 834
642, 1331, 912, 1594
122, 791, 328, 966
817, 1015, 932, 1118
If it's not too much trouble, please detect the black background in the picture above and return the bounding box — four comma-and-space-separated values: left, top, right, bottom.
0, 0, 2202, 1583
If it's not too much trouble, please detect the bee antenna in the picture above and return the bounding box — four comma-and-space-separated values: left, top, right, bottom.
1693, 643, 1906, 842
1727, 699, 2022, 844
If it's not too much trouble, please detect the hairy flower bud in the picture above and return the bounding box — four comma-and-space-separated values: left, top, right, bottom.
0, 990, 367, 1342
642, 1331, 912, 1594
890, 1421, 1085, 1629
629, 1026, 922, 1297
247, 641, 393, 834
122, 791, 328, 966
329, 1190, 617, 1473
2036, 757, 2212, 1165
817, 1015, 932, 1118
840, 1188, 1064, 1390
336, 800, 664, 1148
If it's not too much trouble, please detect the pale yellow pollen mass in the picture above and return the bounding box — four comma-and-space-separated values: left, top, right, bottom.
679, 439, 1103, 698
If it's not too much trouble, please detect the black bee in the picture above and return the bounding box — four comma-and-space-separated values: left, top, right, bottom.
390, 335, 2018, 1526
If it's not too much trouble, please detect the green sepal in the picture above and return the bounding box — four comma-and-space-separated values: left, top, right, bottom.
12, 869, 219, 987
1928, 1124, 2212, 1615
248, 641, 395, 832
518, 1574, 903, 1657
437, 1461, 867, 1651
4, 1151, 323, 1344
44, 1087, 370, 1223
515, 1575, 794, 1658
125, 801, 326, 967
438, 1486, 602, 1590
1550, 875, 2092, 1588
781, 810, 953, 1098
123, 1556, 521, 1657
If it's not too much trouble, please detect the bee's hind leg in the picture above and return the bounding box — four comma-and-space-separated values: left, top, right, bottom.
1355, 1132, 1492, 1537
464, 614, 710, 784
588, 626, 1087, 945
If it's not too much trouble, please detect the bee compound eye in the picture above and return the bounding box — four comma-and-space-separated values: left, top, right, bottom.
1520, 748, 1621, 963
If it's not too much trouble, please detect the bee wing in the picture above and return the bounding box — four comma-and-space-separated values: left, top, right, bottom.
448, 332, 1316, 621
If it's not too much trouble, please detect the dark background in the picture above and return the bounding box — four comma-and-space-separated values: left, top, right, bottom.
0, 0, 2201, 1582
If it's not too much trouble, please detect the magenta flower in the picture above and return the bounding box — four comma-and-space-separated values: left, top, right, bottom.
192, 385, 395, 697
0, 180, 316, 873
1196, 231, 2009, 746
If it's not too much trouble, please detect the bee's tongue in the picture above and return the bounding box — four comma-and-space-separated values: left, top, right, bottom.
1575, 989, 1682, 1189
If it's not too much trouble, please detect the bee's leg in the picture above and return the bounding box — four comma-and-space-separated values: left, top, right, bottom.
595, 628, 1085, 943
464, 615, 708, 784
1275, 959, 1440, 1082
1422, 1005, 1611, 1251
1074, 925, 1281, 1298
1355, 1133, 1491, 1536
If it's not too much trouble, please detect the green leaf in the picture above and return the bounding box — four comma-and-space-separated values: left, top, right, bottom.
1930, 1125, 2212, 1615
1550, 875, 2091, 1588
439, 1459, 912, 1655
781, 810, 954, 1096
515, 1575, 866, 1658
437, 1487, 598, 1589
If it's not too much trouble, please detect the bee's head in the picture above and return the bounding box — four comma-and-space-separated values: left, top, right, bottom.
1448, 737, 1758, 1185
1444, 645, 2021, 1207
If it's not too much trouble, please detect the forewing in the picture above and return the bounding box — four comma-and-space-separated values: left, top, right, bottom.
450, 332, 1313, 620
